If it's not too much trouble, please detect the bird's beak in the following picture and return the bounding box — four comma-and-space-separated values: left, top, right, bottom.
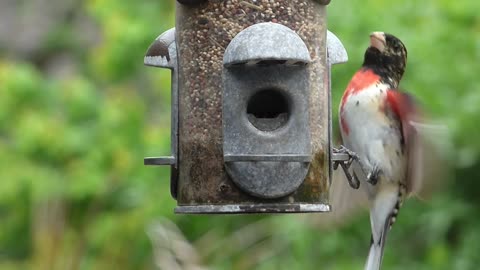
370, 32, 386, 52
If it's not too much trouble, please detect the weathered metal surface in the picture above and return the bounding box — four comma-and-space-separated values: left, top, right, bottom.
144, 156, 176, 165
223, 22, 311, 66
144, 28, 176, 68
143, 27, 180, 199
175, 203, 330, 214
327, 30, 348, 65
331, 152, 350, 162
224, 154, 312, 162
223, 36, 312, 198
175, 0, 330, 211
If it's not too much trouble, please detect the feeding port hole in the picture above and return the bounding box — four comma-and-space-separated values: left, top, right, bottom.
247, 89, 290, 131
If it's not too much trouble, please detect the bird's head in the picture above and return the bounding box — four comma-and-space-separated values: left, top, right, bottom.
363, 32, 407, 88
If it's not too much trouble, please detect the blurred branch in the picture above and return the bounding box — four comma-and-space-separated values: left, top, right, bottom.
147, 218, 210, 270
32, 198, 66, 270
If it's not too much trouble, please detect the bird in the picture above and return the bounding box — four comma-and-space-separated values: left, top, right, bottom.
338, 32, 419, 270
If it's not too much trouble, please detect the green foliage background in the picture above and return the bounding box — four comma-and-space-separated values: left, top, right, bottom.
0, 0, 479, 269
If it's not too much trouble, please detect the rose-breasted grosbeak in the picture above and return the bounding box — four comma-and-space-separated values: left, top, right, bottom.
339, 32, 418, 270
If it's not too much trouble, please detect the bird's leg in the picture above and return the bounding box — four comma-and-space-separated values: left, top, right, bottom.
332, 145, 361, 189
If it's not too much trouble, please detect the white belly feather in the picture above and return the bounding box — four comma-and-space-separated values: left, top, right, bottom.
339, 84, 407, 192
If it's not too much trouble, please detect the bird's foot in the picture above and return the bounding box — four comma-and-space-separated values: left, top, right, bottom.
333, 145, 360, 165
367, 166, 381, 185
332, 145, 361, 189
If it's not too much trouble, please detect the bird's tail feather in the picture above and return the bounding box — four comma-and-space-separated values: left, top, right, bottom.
365, 190, 395, 270
364, 234, 386, 270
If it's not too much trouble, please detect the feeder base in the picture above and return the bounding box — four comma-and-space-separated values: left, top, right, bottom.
175, 203, 331, 214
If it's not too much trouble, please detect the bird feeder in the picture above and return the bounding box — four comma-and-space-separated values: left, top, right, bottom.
144, 0, 348, 214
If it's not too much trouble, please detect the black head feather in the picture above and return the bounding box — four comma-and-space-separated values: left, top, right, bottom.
363, 32, 408, 88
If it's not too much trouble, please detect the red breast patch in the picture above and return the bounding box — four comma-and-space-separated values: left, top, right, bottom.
339, 68, 381, 135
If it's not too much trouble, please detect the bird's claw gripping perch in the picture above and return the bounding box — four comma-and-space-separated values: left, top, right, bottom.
332, 145, 361, 189
366, 166, 381, 185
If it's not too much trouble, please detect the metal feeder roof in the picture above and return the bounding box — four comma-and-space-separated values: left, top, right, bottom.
223, 22, 311, 67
